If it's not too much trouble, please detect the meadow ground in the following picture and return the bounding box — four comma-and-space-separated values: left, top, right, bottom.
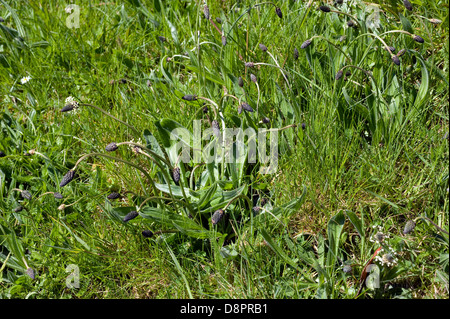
0, 0, 448, 299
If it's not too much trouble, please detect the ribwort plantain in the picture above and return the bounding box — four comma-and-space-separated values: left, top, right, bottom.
105, 142, 118, 152
275, 7, 282, 19
403, 220, 416, 234
123, 210, 139, 222
182, 94, 198, 101
172, 167, 181, 185
403, 0, 413, 11
319, 5, 331, 12
259, 43, 268, 52
211, 209, 224, 225
300, 39, 312, 49
107, 192, 121, 200
60, 170, 75, 187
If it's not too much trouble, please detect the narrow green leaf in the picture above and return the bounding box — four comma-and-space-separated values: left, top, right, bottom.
345, 210, 364, 237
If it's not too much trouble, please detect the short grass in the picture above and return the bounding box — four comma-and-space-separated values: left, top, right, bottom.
0, 0, 448, 299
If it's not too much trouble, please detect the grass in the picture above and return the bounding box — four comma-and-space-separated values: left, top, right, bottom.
0, 0, 448, 299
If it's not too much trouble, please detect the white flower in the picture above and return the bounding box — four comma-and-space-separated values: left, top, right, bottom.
375, 248, 398, 267
20, 76, 31, 84
128, 138, 143, 153
65, 6, 73, 13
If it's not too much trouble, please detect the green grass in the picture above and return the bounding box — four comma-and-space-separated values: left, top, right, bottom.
0, 0, 448, 299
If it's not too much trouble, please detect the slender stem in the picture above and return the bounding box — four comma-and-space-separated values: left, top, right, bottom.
80, 103, 140, 135
311, 35, 354, 61
116, 142, 171, 167
73, 153, 156, 196
267, 50, 290, 87
330, 9, 361, 27
414, 216, 449, 235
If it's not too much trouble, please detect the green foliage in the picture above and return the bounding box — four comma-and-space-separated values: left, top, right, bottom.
0, 0, 447, 299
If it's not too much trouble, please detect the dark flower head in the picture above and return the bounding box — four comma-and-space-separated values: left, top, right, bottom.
0, 151, 6, 157
300, 39, 312, 49
221, 35, 227, 46
343, 265, 352, 274
262, 117, 270, 124
403, 220, 416, 234
260, 198, 268, 206
211, 209, 224, 225
123, 210, 139, 222
396, 49, 406, 57
107, 192, 120, 200
384, 46, 396, 53
241, 102, 254, 112
61, 104, 77, 112
403, 0, 413, 11
250, 73, 257, 83
142, 230, 154, 238
301, 123, 306, 130
294, 48, 299, 60
238, 76, 244, 87
21, 190, 32, 200
203, 5, 210, 20
335, 70, 344, 80
212, 120, 221, 138
182, 94, 197, 101
259, 43, 268, 52
53, 192, 64, 199
105, 142, 118, 152
392, 55, 401, 66
238, 105, 243, 115
60, 170, 75, 187
158, 36, 166, 42
319, 5, 331, 12
172, 167, 180, 185
13, 206, 23, 213
275, 7, 282, 19
216, 17, 222, 24
245, 62, 255, 68
413, 35, 424, 43
202, 105, 209, 113
347, 20, 356, 28
26, 267, 35, 280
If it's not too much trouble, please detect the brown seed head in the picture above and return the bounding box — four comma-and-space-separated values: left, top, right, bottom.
105, 142, 118, 152
211, 209, 224, 225
413, 35, 424, 43
123, 210, 139, 222
203, 5, 210, 20
275, 7, 282, 19
259, 43, 268, 52
300, 39, 312, 49
319, 5, 331, 12
403, 0, 413, 11
182, 94, 198, 101
403, 220, 416, 234
392, 55, 401, 66
60, 170, 75, 187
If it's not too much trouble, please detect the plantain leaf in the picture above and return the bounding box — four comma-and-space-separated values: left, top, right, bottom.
345, 210, 364, 237
270, 185, 307, 217
326, 211, 345, 268
140, 206, 220, 239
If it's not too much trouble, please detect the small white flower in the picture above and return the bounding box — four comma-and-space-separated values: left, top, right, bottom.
20, 76, 31, 84
128, 138, 143, 153
375, 248, 398, 267
65, 6, 73, 13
